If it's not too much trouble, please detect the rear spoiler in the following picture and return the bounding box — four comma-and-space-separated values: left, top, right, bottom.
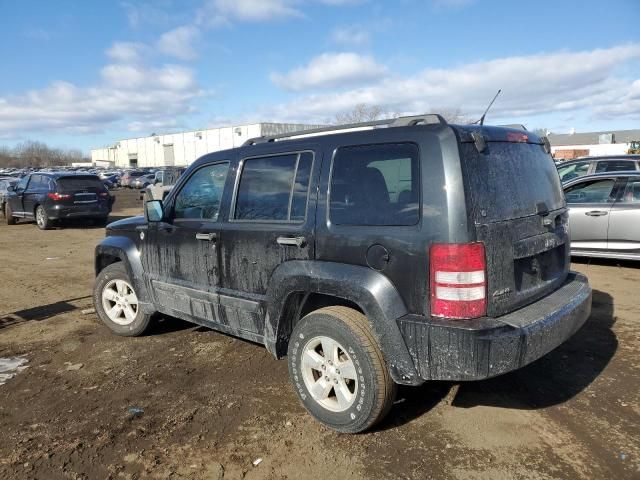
456, 126, 550, 154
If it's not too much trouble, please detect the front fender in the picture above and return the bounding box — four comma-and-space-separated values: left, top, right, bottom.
95, 236, 154, 314
265, 260, 422, 385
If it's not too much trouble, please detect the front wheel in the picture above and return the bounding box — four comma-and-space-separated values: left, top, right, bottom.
288, 306, 397, 433
35, 205, 53, 230
94, 262, 153, 336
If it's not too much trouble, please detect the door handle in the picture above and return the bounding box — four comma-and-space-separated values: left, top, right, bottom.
585, 211, 608, 216
195, 232, 218, 241
277, 236, 306, 247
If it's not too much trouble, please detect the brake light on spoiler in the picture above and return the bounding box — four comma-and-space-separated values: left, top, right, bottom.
430, 243, 487, 319
506, 132, 528, 143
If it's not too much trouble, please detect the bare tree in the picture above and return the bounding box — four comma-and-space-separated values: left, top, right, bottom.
532, 127, 550, 137
333, 104, 388, 124
333, 103, 469, 125
0, 141, 87, 168
435, 108, 470, 124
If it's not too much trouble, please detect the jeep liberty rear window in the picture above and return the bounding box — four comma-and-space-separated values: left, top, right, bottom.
330, 143, 420, 226
461, 142, 564, 222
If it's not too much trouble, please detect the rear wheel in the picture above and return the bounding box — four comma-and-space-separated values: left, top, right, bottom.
35, 205, 53, 230
94, 262, 153, 336
93, 216, 109, 227
5, 202, 16, 225
288, 306, 397, 433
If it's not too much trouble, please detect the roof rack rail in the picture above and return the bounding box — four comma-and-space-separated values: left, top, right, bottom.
243, 113, 447, 146
498, 124, 528, 131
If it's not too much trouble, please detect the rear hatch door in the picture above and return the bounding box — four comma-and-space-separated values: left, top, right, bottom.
459, 128, 569, 317
56, 176, 109, 207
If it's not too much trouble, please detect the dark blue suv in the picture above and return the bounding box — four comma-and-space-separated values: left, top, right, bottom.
5, 172, 113, 229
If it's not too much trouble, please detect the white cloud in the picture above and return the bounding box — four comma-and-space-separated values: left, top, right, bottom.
106, 41, 146, 63
319, 0, 365, 4
270, 52, 388, 91
157, 25, 201, 60
120, 1, 172, 28
264, 44, 640, 124
23, 27, 51, 41
201, 0, 302, 23
431, 0, 476, 9
0, 58, 202, 136
330, 25, 370, 47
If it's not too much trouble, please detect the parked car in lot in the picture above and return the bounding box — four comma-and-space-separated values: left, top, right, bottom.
101, 174, 120, 190
140, 167, 186, 202
93, 116, 592, 433
5, 172, 114, 229
120, 170, 146, 188
130, 174, 155, 190
556, 155, 640, 183
0, 177, 18, 218
564, 171, 640, 260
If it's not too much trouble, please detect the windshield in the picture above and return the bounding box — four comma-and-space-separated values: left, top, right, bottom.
557, 161, 590, 182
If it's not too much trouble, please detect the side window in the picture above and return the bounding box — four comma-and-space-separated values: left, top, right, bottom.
27, 175, 42, 191
234, 152, 313, 222
16, 176, 29, 191
595, 160, 637, 173
330, 143, 420, 226
565, 179, 616, 204
620, 179, 640, 203
557, 161, 590, 182
173, 163, 229, 221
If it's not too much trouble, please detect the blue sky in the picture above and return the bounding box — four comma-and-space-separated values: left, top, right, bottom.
0, 0, 639, 153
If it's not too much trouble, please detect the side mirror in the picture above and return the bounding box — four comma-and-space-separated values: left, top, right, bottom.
145, 200, 164, 222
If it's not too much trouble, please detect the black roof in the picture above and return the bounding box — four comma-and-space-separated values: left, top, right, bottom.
190, 116, 547, 171
32, 171, 101, 179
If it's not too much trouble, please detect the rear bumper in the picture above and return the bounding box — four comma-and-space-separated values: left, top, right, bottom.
397, 272, 592, 381
47, 204, 111, 220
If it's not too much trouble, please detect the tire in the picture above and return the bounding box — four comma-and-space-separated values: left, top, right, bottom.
288, 306, 397, 433
93, 262, 153, 336
5, 202, 16, 225
35, 205, 53, 230
93, 216, 109, 227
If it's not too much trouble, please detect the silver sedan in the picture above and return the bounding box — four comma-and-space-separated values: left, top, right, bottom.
564, 171, 640, 260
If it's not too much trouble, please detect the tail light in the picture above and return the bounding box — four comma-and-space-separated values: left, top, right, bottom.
430, 243, 487, 319
99, 192, 109, 198
47, 192, 72, 201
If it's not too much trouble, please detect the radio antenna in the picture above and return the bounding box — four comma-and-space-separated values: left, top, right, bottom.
475, 89, 502, 125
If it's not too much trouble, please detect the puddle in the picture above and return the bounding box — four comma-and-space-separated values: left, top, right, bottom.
0, 357, 29, 386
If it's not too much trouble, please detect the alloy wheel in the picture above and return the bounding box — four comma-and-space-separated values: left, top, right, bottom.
300, 335, 359, 412
101, 279, 139, 326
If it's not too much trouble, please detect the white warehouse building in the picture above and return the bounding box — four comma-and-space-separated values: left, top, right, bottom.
90, 122, 323, 168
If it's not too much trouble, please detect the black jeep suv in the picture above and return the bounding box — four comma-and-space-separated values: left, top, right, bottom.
5, 172, 113, 229
93, 115, 592, 433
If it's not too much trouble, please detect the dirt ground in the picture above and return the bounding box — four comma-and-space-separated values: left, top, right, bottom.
0, 189, 638, 480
